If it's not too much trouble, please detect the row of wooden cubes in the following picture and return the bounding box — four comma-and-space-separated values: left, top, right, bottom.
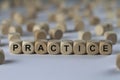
9, 40, 112, 55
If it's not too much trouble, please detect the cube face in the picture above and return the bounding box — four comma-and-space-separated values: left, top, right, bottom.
9, 40, 22, 54
86, 41, 99, 55
0, 49, 5, 64
99, 40, 112, 55
47, 40, 60, 55
61, 40, 73, 55
35, 40, 47, 54
22, 41, 34, 54
73, 40, 86, 55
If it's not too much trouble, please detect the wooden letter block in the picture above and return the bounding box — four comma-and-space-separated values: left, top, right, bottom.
95, 24, 113, 36
47, 40, 60, 55
9, 40, 22, 54
99, 40, 112, 55
0, 49, 5, 64
116, 54, 120, 70
86, 41, 99, 55
8, 32, 21, 41
61, 40, 73, 55
104, 31, 117, 45
78, 31, 91, 40
73, 40, 86, 55
74, 20, 84, 31
22, 41, 34, 54
49, 28, 63, 39
34, 30, 47, 41
35, 40, 47, 54
26, 21, 36, 32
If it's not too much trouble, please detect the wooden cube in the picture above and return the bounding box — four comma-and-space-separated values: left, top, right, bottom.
116, 54, 120, 70
26, 6, 37, 19
74, 20, 84, 31
1, 0, 10, 10
86, 40, 99, 55
40, 23, 49, 33
73, 14, 82, 23
73, 40, 86, 55
83, 9, 93, 18
9, 40, 22, 54
116, 9, 120, 18
34, 30, 47, 41
61, 40, 73, 55
78, 31, 91, 40
99, 40, 112, 55
1, 19, 12, 26
49, 28, 63, 39
26, 21, 36, 32
117, 19, 120, 28
33, 24, 41, 33
13, 12, 25, 24
9, 25, 23, 35
95, 23, 113, 36
0, 23, 10, 35
0, 49, 5, 64
56, 22, 67, 32
89, 16, 100, 25
104, 31, 117, 45
35, 40, 47, 54
8, 32, 21, 41
22, 41, 34, 54
106, 11, 115, 19
55, 13, 66, 22
48, 13, 56, 22
47, 40, 60, 55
